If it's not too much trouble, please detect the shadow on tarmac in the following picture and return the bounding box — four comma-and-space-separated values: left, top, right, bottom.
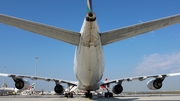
90, 98, 139, 101
1, 95, 180, 101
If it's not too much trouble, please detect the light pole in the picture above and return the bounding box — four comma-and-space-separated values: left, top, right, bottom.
35, 57, 38, 91
2, 67, 6, 87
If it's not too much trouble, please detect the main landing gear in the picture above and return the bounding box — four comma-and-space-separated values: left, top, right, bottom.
104, 92, 113, 98
85, 90, 92, 98
64, 92, 73, 98
64, 84, 75, 98
104, 85, 113, 98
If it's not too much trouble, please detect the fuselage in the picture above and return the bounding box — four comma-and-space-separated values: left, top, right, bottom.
74, 12, 104, 91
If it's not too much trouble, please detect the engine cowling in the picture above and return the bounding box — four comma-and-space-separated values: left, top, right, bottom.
15, 79, 30, 90
147, 79, 163, 90
54, 84, 64, 94
112, 84, 123, 94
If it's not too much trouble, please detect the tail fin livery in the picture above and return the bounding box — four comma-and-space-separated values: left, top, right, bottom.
27, 83, 35, 90
87, 0, 92, 12
100, 78, 108, 89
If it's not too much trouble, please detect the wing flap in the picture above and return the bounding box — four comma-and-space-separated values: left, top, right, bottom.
101, 14, 180, 45
0, 14, 80, 46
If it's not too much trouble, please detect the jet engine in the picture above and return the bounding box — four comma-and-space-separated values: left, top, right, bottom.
147, 79, 163, 90
54, 84, 64, 94
112, 84, 123, 94
14, 79, 30, 90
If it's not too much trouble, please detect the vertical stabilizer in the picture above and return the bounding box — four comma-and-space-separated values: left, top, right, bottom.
27, 83, 35, 90
86, 0, 96, 21
87, 0, 92, 12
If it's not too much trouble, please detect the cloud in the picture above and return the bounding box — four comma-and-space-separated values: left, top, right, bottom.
138, 20, 143, 23
135, 52, 180, 75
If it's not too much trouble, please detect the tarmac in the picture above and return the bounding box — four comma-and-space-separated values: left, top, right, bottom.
0, 94, 180, 101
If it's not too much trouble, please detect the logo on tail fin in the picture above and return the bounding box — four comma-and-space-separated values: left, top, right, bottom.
100, 78, 108, 89
27, 83, 35, 90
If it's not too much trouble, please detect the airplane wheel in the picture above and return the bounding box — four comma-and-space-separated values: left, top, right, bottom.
104, 92, 113, 98
85, 92, 88, 98
64, 93, 68, 98
109, 92, 113, 98
69, 93, 73, 98
85, 92, 92, 98
89, 93, 92, 98
104, 92, 108, 98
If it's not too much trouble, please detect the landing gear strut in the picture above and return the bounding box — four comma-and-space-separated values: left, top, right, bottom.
85, 90, 92, 98
104, 85, 113, 98
64, 84, 74, 98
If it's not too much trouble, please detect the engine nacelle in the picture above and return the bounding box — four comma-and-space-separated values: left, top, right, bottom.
147, 79, 163, 90
14, 79, 30, 90
112, 84, 123, 94
54, 84, 64, 94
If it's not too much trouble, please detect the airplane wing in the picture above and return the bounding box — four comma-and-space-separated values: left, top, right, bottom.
101, 14, 180, 45
0, 14, 80, 46
101, 72, 180, 85
0, 73, 77, 86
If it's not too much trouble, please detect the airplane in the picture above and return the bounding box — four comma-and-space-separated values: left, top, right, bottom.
20, 83, 36, 95
0, 0, 180, 98
0, 81, 35, 94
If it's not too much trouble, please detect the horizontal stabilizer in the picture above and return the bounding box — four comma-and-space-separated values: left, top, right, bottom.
101, 14, 180, 45
0, 14, 80, 46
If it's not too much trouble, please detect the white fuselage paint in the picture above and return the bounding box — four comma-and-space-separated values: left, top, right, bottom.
74, 18, 104, 91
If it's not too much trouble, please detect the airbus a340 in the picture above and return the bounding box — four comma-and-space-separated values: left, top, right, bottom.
0, 0, 180, 98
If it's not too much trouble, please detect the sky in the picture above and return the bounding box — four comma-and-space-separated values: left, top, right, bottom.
0, 0, 180, 92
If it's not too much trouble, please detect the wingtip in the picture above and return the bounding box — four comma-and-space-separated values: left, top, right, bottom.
168, 72, 180, 76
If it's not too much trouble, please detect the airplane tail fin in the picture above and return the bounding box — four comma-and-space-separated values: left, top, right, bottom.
87, 0, 92, 12
31, 83, 35, 88
100, 78, 108, 89
27, 83, 35, 90
86, 0, 96, 21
